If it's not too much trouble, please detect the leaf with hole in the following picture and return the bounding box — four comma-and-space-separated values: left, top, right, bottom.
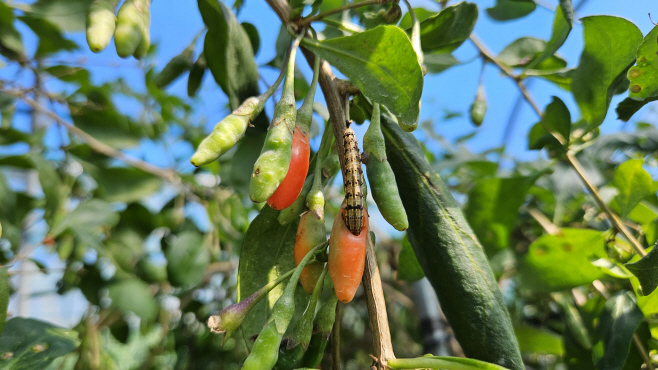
0, 317, 80, 368
518, 228, 607, 292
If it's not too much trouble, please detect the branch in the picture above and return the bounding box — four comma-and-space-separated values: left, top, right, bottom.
298, 0, 395, 26
469, 34, 647, 258
363, 233, 396, 367
265, 0, 396, 367
9, 91, 210, 203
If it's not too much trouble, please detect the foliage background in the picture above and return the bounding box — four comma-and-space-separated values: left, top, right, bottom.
1, 0, 658, 369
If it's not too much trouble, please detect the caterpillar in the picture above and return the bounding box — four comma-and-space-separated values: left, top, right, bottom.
342, 123, 364, 236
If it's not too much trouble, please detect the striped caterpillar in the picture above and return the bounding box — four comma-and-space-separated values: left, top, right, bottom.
342, 123, 364, 236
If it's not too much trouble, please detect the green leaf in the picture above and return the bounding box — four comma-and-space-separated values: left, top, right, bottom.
514, 324, 564, 355
610, 159, 652, 219
107, 278, 158, 320
381, 110, 524, 370
423, 53, 460, 74
464, 175, 537, 256
241, 22, 260, 56
237, 206, 308, 350
301, 26, 423, 129
397, 235, 424, 282
571, 16, 643, 130
18, 15, 77, 58
524, 67, 574, 91
389, 356, 511, 370
19, 0, 93, 32
70, 102, 143, 150
486, 0, 536, 21
590, 258, 633, 279
0, 268, 7, 335
94, 167, 161, 203
50, 199, 120, 238
616, 96, 658, 122
415, 2, 478, 54
197, 0, 268, 133
30, 153, 62, 225
165, 230, 210, 288
525, 4, 573, 70
498, 37, 567, 70
625, 247, 658, 295
627, 25, 658, 100
518, 228, 607, 292
0, 3, 25, 60
528, 96, 571, 150
592, 291, 644, 370
0, 317, 80, 368
226, 134, 265, 192
398, 8, 435, 29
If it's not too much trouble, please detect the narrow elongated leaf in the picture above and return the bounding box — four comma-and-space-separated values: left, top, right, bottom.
165, 230, 210, 288
397, 235, 424, 282
107, 278, 158, 320
529, 96, 571, 150
464, 175, 537, 256
518, 229, 607, 292
0, 318, 80, 368
398, 8, 435, 29
18, 15, 77, 57
514, 324, 564, 355
571, 16, 643, 129
301, 26, 423, 128
19, 0, 93, 31
416, 2, 478, 53
49, 199, 119, 237
525, 5, 573, 70
94, 167, 161, 203
486, 0, 536, 21
423, 53, 460, 74
0, 3, 25, 59
0, 268, 7, 335
381, 111, 524, 370
237, 206, 308, 349
611, 159, 652, 219
197, 0, 268, 132
616, 96, 658, 121
30, 153, 61, 225
593, 292, 644, 370
498, 37, 566, 70
625, 247, 658, 295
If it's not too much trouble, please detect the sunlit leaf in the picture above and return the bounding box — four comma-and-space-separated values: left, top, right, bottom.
518, 228, 607, 292
610, 159, 652, 219
571, 16, 642, 129
301, 26, 423, 128
0, 318, 80, 368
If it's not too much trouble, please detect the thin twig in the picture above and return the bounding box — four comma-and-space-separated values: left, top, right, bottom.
8, 92, 209, 201
469, 33, 646, 257
298, 0, 395, 26
332, 303, 341, 370
527, 207, 561, 235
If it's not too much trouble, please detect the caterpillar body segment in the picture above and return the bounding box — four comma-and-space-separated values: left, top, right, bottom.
341, 124, 364, 236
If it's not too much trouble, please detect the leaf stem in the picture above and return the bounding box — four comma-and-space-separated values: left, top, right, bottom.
469, 33, 646, 258
388, 357, 508, 370
298, 0, 396, 26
